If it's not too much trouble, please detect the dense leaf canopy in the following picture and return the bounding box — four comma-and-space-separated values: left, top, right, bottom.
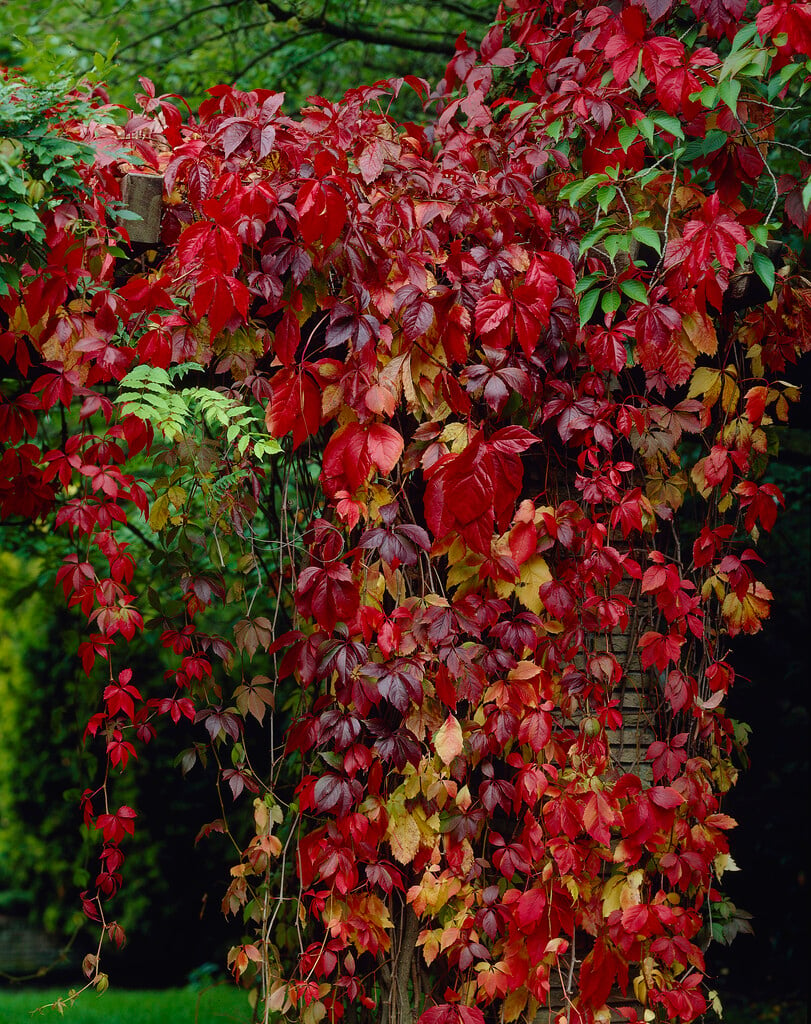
0, 1, 810, 1022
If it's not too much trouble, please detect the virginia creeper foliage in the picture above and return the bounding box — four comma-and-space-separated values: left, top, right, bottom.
1, 1, 810, 1022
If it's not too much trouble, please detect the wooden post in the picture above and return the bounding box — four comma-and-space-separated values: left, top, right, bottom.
120, 172, 164, 245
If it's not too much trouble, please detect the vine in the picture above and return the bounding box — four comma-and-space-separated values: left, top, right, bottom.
0, 2, 810, 1023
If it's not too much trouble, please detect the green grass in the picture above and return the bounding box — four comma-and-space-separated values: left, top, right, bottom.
0, 986, 253, 1023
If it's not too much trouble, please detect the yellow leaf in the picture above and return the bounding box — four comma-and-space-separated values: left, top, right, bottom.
412, 803, 442, 848
455, 784, 472, 811
721, 369, 740, 415
439, 421, 469, 452
495, 554, 552, 614
322, 384, 344, 420
509, 660, 541, 683
687, 366, 722, 405
268, 981, 292, 1013
167, 484, 187, 509
368, 483, 396, 517
682, 311, 718, 356
621, 869, 644, 910
721, 580, 772, 636
407, 869, 462, 916
253, 798, 269, 834
434, 714, 463, 765
713, 852, 740, 879
301, 1000, 326, 1024
447, 554, 484, 594
417, 928, 441, 966
503, 986, 529, 1022
403, 768, 421, 801
601, 874, 625, 917
148, 492, 170, 532
646, 469, 687, 511
387, 809, 420, 865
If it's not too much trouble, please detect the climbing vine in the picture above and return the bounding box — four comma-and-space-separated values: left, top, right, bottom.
1, 2, 810, 1022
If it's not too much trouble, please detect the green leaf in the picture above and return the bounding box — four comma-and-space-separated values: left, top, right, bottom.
801, 178, 811, 212
635, 117, 654, 147
630, 226, 662, 255
168, 362, 204, 380
769, 62, 801, 100
604, 234, 630, 261
720, 46, 758, 81
695, 85, 718, 108
620, 279, 649, 304
752, 252, 775, 294
578, 289, 600, 327
121, 365, 173, 387
718, 78, 741, 112
579, 226, 609, 256
601, 290, 621, 315
704, 129, 729, 155
257, 438, 282, 457
560, 173, 608, 205
574, 273, 603, 295
115, 208, 144, 221
617, 124, 639, 152
730, 22, 759, 51
546, 119, 563, 142
596, 185, 617, 212
682, 129, 727, 162
653, 114, 684, 140
735, 243, 751, 265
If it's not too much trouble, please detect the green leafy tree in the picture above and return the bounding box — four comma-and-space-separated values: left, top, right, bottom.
0, 0, 495, 111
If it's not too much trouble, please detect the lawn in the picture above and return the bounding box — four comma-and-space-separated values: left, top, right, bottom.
0, 985, 253, 1023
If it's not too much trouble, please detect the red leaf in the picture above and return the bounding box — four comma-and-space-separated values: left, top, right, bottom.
579, 936, 627, 1007
321, 422, 403, 498
218, 119, 252, 157
586, 325, 629, 375
639, 629, 684, 672
514, 886, 547, 932
367, 423, 404, 475
664, 670, 694, 713
296, 180, 347, 249
475, 289, 512, 346
321, 423, 372, 496
682, 198, 747, 273
424, 435, 494, 554
604, 6, 647, 86
296, 562, 359, 632
176, 221, 241, 275
583, 790, 616, 845
649, 786, 685, 809
418, 1008, 485, 1024
690, 0, 747, 35
266, 367, 322, 449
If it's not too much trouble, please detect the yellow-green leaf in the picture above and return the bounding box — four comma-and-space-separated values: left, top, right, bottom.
434, 714, 463, 766
148, 492, 170, 532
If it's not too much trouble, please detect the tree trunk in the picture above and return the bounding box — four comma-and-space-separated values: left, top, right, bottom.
382, 905, 421, 1024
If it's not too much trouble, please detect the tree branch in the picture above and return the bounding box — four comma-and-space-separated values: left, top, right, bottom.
254, 0, 482, 56
114, 0, 244, 57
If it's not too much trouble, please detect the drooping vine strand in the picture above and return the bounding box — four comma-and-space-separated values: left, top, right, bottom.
0, 2, 809, 1022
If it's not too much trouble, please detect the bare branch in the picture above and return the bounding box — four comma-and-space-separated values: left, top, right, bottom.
254, 0, 485, 55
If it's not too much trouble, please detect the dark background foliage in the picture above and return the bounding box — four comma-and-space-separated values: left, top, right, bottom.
0, 0, 808, 1007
